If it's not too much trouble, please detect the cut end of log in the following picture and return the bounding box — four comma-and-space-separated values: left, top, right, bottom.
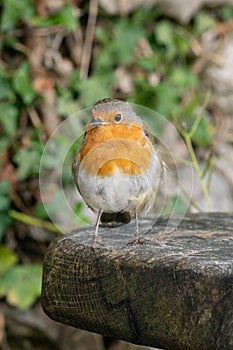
41, 213, 233, 350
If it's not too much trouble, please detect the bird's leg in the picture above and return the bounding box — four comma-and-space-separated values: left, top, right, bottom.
127, 211, 146, 245
134, 211, 140, 241
92, 210, 103, 245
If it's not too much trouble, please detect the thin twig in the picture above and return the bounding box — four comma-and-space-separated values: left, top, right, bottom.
27, 107, 42, 128
184, 134, 211, 211
80, 0, 98, 79
173, 92, 212, 211
9, 210, 62, 233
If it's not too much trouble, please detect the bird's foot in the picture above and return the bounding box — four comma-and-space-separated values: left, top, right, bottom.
127, 237, 146, 245
90, 237, 105, 248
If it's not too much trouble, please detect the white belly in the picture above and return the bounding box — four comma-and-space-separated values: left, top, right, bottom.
76, 151, 162, 215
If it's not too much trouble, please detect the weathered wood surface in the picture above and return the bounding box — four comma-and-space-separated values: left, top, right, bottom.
41, 213, 233, 350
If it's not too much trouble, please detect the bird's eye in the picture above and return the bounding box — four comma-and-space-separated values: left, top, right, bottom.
114, 113, 122, 122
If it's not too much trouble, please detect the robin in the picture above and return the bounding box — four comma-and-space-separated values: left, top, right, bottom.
72, 98, 164, 245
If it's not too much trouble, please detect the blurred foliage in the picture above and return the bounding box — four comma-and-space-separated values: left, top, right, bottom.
0, 245, 42, 310
0, 0, 232, 310
0, 181, 12, 240
163, 194, 187, 215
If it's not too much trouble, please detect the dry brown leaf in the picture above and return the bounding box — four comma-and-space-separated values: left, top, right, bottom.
32, 76, 55, 92
0, 150, 18, 189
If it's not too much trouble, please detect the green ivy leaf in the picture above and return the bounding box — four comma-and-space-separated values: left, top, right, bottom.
0, 102, 18, 136
0, 76, 15, 101
0, 246, 18, 275
155, 21, 176, 61
0, 264, 43, 310
113, 19, 145, 64
56, 3, 77, 31
12, 62, 36, 105
32, 3, 77, 31
14, 146, 42, 180
1, 0, 35, 32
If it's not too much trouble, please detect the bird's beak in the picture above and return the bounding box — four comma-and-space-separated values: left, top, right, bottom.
89, 118, 103, 126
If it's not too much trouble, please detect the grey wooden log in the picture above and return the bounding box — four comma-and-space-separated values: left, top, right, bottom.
41, 213, 233, 350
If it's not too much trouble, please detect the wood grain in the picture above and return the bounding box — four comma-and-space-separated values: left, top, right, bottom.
41, 213, 233, 350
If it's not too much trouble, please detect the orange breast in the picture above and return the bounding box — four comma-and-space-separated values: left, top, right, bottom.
77, 123, 152, 176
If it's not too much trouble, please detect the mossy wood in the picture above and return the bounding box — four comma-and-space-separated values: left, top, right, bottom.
41, 213, 233, 350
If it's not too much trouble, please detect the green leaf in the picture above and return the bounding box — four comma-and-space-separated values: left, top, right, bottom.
0, 264, 42, 310
0, 102, 18, 136
14, 144, 43, 180
78, 75, 113, 106
34, 203, 48, 220
0, 195, 10, 212
56, 3, 77, 31
0, 181, 10, 211
94, 45, 115, 73
219, 6, 233, 21
170, 195, 187, 214
95, 26, 110, 46
0, 182, 12, 240
12, 62, 35, 105
0, 212, 12, 241
1, 0, 35, 31
174, 32, 190, 56
155, 81, 180, 116
132, 6, 161, 24
31, 3, 77, 31
187, 115, 213, 147
95, 17, 145, 71
170, 67, 197, 90
163, 194, 187, 214
14, 149, 38, 180
0, 76, 15, 101
41, 187, 68, 217
155, 21, 176, 61
69, 69, 81, 93
0, 246, 18, 275
179, 95, 200, 119
73, 201, 83, 215
136, 56, 156, 72
0, 137, 8, 155
113, 19, 145, 64
194, 12, 216, 36
72, 202, 90, 226
58, 92, 78, 117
